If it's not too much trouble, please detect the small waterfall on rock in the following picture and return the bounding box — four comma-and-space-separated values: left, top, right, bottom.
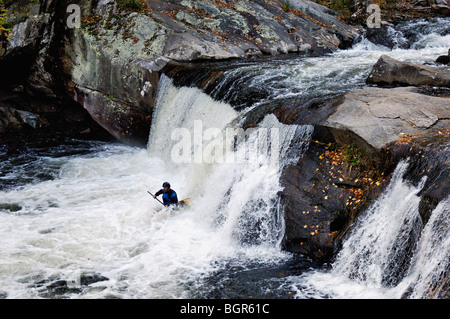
288, 160, 449, 299
398, 197, 449, 299
331, 160, 425, 288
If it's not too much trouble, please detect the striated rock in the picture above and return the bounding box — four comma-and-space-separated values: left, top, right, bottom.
272, 85, 449, 151
67, 23, 159, 146
366, 54, 450, 88
65, 0, 357, 145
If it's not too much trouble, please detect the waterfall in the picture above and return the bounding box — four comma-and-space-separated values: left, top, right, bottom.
0, 76, 314, 298
1, 17, 448, 299
332, 160, 426, 287
399, 197, 450, 299
290, 160, 449, 299
147, 74, 238, 164
147, 75, 313, 248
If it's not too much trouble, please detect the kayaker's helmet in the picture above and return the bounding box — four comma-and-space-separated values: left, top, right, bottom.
162, 182, 171, 188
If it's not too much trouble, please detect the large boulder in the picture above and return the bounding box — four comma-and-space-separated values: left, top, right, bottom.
325, 86, 450, 150
280, 125, 394, 261
276, 86, 449, 261
366, 54, 450, 88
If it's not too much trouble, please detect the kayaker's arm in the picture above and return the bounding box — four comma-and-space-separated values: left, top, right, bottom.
154, 189, 163, 198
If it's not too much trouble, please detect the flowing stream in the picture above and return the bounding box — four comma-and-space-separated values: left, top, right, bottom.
0, 18, 448, 299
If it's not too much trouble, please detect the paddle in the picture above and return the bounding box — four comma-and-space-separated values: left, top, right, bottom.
147, 190, 165, 206
138, 183, 165, 206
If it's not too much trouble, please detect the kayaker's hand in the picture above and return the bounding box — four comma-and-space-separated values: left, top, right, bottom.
153, 195, 156, 198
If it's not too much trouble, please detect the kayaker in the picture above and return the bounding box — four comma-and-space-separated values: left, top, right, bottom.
153, 182, 178, 207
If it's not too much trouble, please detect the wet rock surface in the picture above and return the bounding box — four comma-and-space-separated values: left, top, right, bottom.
0, 0, 358, 145
325, 86, 450, 150
271, 63, 449, 262
30, 272, 109, 298
280, 126, 394, 261
366, 54, 450, 88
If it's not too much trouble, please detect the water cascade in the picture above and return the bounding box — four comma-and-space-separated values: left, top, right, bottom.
0, 18, 448, 299
288, 161, 449, 299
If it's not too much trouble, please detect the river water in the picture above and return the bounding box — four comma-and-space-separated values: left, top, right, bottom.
0, 18, 448, 299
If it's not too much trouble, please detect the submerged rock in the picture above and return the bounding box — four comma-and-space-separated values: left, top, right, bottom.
436, 49, 450, 65
33, 272, 109, 298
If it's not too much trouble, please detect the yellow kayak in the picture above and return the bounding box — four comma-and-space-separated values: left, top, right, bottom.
179, 198, 191, 207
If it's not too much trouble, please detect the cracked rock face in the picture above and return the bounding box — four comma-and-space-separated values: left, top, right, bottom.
325, 86, 450, 150
1, 0, 358, 146
64, 0, 358, 145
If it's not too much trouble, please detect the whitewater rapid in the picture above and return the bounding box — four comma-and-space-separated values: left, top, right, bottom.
203, 18, 450, 108
0, 76, 313, 298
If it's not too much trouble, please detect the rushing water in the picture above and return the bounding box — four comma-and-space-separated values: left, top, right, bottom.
285, 162, 449, 299
189, 17, 450, 109
0, 18, 449, 298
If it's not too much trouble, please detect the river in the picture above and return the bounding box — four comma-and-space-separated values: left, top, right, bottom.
0, 17, 448, 299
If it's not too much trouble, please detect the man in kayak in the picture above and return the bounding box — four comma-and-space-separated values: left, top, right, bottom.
153, 182, 178, 207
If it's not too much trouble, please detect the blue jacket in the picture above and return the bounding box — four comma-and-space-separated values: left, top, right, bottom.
155, 189, 178, 206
